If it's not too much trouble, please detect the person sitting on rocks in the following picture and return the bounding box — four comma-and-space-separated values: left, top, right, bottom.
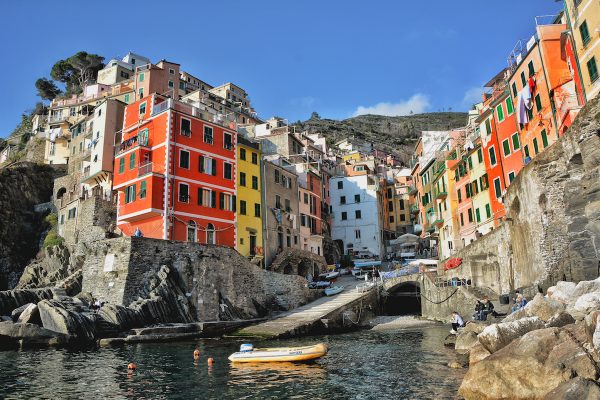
451, 311, 465, 334
478, 297, 494, 321
473, 301, 483, 320
511, 293, 527, 313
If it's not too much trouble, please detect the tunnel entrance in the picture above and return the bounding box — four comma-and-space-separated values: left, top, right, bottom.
382, 282, 421, 315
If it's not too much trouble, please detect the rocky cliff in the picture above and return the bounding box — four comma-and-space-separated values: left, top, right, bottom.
0, 162, 66, 290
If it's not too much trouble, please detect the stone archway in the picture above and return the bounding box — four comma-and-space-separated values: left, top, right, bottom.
382, 281, 421, 315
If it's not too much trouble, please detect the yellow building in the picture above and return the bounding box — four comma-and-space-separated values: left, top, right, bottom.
342, 151, 362, 163
565, 0, 600, 100
236, 136, 264, 264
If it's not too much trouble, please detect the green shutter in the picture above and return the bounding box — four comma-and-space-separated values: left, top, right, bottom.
485, 204, 491, 219
130, 152, 136, 169
476, 208, 481, 223
212, 159, 217, 176
496, 104, 504, 121
124, 94, 130, 103
511, 83, 517, 98
587, 57, 599, 82
132, 184, 136, 202
198, 188, 203, 205
119, 157, 125, 173
506, 97, 514, 114
503, 140, 511, 156
485, 118, 491, 135
524, 145, 530, 158
520, 71, 526, 87
199, 156, 204, 173
512, 134, 521, 150
211, 190, 216, 208
468, 156, 473, 170
219, 193, 224, 209
489, 147, 497, 165
541, 130, 548, 148
140, 181, 146, 199
535, 94, 542, 112
580, 21, 591, 46
533, 138, 539, 154
139, 73, 145, 82
528, 61, 535, 77
494, 178, 502, 198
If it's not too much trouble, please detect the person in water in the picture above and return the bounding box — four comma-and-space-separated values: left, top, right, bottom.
450, 311, 464, 334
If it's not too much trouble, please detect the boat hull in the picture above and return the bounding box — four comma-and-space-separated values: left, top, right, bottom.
228, 343, 328, 363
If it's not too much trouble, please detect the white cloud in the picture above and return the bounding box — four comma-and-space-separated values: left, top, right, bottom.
461, 87, 484, 108
352, 94, 430, 117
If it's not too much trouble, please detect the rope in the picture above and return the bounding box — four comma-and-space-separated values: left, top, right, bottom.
419, 287, 459, 304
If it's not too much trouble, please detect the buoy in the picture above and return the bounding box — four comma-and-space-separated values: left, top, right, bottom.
127, 363, 137, 370
193, 349, 200, 359
207, 357, 214, 365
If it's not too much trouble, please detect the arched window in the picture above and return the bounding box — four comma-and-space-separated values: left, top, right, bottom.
286, 229, 291, 247
206, 223, 216, 245
187, 220, 196, 243
277, 227, 284, 250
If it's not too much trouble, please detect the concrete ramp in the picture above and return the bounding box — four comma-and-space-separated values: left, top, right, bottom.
236, 287, 375, 339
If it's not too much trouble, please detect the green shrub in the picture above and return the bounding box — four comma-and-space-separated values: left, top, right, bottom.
43, 232, 64, 248
44, 213, 58, 227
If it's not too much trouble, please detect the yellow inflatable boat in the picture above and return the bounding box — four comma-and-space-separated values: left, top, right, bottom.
228, 343, 328, 363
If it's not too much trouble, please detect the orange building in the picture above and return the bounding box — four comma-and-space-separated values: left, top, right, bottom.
113, 94, 237, 246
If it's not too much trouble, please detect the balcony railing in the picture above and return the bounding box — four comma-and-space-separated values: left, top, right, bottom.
434, 189, 447, 199
138, 162, 157, 177
48, 114, 69, 124
557, 94, 581, 124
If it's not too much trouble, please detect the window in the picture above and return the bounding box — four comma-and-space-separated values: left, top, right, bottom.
588, 57, 599, 83
240, 200, 247, 215
506, 97, 514, 115
527, 61, 535, 77
125, 184, 136, 203
467, 156, 473, 170
68, 208, 77, 219
240, 172, 246, 186
181, 118, 191, 136
187, 221, 196, 243
524, 145, 530, 158
340, 196, 346, 204
511, 133, 521, 151
140, 181, 147, 199
179, 81, 185, 90
480, 174, 489, 190
129, 152, 136, 170
224, 162, 232, 180
457, 188, 462, 203
533, 138, 539, 154
275, 195, 281, 209
301, 214, 307, 227
168, 80, 174, 88
355, 210, 362, 219
138, 88, 144, 98
502, 139, 511, 157
534, 94, 542, 112
468, 208, 473, 223
224, 132, 232, 150
341, 211, 347, 220
303, 193, 309, 204
541, 129, 548, 148
493, 178, 502, 198
580, 20, 591, 46
124, 94, 130, 103
460, 213, 464, 226
337, 181, 343, 189
254, 203, 261, 217
251, 152, 258, 164
471, 180, 479, 195
199, 156, 217, 176
119, 157, 125, 173
477, 148, 483, 163
388, 201, 393, 211
355, 194, 360, 203
240, 148, 246, 160
204, 126, 213, 144
485, 204, 491, 219
285, 199, 291, 212
206, 224, 215, 245
252, 176, 258, 190
475, 208, 481, 223
199, 188, 216, 207
496, 104, 504, 122
138, 128, 149, 146
274, 170, 280, 183
139, 102, 146, 115
179, 150, 190, 169
400, 214, 406, 221
355, 229, 361, 239
178, 183, 189, 202
511, 82, 517, 98
484, 118, 492, 134
139, 72, 145, 82
488, 146, 497, 166
508, 172, 516, 183
520, 71, 526, 87
399, 199, 405, 210
169, 68, 175, 75
60, 214, 65, 224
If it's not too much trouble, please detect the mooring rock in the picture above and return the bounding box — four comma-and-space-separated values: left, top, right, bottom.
98, 304, 144, 332
455, 331, 479, 354
545, 311, 576, 328
16, 303, 41, 325
463, 322, 485, 335
469, 341, 491, 366
544, 377, 600, 400
547, 281, 577, 304
459, 325, 599, 400
478, 317, 545, 354
38, 298, 97, 342
0, 321, 71, 348
503, 293, 565, 323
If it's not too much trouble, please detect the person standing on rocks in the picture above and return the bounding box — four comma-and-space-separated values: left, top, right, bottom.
450, 311, 465, 334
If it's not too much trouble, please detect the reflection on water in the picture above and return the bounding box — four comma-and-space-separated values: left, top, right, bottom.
0, 324, 463, 399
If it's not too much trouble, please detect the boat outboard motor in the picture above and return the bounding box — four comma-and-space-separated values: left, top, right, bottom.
240, 344, 254, 352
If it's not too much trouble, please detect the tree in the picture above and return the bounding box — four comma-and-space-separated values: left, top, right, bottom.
35, 78, 61, 100
67, 51, 105, 89
50, 59, 78, 93
310, 111, 321, 120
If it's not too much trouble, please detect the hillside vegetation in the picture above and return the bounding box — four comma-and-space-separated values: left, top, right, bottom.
296, 112, 468, 163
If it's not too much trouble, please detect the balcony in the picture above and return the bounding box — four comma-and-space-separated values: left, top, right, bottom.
435, 189, 447, 200
410, 205, 420, 214
408, 185, 417, 195
556, 94, 581, 126
433, 218, 444, 227
48, 114, 69, 124
138, 162, 162, 177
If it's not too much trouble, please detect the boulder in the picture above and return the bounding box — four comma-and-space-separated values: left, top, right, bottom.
478, 317, 546, 354
459, 325, 599, 400
98, 304, 144, 332
584, 310, 600, 341
547, 281, 577, 304
455, 331, 479, 354
16, 303, 41, 325
544, 377, 600, 400
463, 321, 485, 335
568, 292, 600, 320
594, 319, 600, 353
0, 321, 71, 348
503, 293, 565, 323
545, 311, 576, 328
38, 298, 97, 343
572, 277, 600, 298
469, 341, 491, 366
443, 333, 456, 347
10, 303, 32, 322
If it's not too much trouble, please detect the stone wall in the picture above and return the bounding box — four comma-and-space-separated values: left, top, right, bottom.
438, 98, 600, 296
269, 248, 327, 278
81, 237, 315, 321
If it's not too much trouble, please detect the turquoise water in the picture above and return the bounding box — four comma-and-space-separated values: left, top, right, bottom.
0, 325, 463, 399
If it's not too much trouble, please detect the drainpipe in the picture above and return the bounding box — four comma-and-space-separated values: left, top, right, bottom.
261, 156, 268, 269
163, 96, 171, 240
170, 98, 177, 240
536, 41, 559, 140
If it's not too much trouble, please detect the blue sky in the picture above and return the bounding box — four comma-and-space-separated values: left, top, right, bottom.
0, 0, 561, 137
